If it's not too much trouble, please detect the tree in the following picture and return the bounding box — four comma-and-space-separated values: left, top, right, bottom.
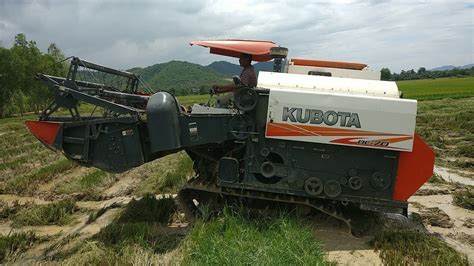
14, 33, 28, 48
417, 67, 426, 75
0, 47, 15, 118
380, 67, 392, 81
0, 33, 69, 116
47, 43, 65, 61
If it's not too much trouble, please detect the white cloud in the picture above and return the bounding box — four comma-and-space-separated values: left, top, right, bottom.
0, 0, 472, 72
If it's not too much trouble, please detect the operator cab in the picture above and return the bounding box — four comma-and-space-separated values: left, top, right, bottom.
188, 39, 383, 114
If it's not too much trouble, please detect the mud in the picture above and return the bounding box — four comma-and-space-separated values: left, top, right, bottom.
418, 207, 454, 228
435, 166, 474, 186
463, 218, 474, 228
313, 222, 383, 265
410, 188, 474, 264
0, 194, 49, 205
414, 188, 451, 196
0, 165, 473, 265
102, 174, 139, 198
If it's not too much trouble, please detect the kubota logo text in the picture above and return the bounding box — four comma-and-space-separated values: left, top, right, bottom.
282, 107, 361, 128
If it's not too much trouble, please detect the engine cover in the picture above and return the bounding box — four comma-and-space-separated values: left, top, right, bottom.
262, 73, 417, 151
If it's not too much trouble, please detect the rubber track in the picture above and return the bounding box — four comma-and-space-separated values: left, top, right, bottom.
177, 176, 352, 232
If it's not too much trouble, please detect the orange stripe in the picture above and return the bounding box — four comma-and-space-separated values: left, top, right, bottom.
267, 122, 410, 137
377, 136, 413, 143
331, 136, 413, 145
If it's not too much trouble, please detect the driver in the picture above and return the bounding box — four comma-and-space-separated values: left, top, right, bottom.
212, 53, 257, 107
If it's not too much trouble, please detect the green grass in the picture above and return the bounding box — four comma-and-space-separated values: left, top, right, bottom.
60, 241, 117, 265
54, 169, 113, 199
135, 152, 194, 195
116, 195, 177, 224
428, 172, 446, 184
179, 208, 330, 265
371, 230, 468, 265
397, 77, 474, 100
86, 202, 120, 224
0, 200, 25, 220
61, 241, 164, 265
177, 94, 211, 107
12, 199, 77, 227
94, 223, 181, 254
416, 97, 474, 170
92, 196, 180, 253
0, 232, 39, 263
453, 186, 474, 210
62, 197, 181, 264
3, 159, 76, 194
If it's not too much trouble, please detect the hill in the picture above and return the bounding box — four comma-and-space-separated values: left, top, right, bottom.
429, 64, 474, 71
430, 65, 457, 71
130, 61, 228, 94
207, 61, 241, 76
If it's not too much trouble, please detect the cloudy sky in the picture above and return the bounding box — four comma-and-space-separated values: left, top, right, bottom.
0, 0, 472, 72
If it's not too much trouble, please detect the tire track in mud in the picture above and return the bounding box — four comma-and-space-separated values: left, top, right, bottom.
0, 192, 180, 262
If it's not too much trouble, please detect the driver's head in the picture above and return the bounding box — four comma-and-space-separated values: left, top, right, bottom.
239, 53, 252, 67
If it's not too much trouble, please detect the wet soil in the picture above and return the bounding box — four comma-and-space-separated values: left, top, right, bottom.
0, 165, 472, 265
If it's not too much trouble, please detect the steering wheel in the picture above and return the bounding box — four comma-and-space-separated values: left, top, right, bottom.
234, 87, 258, 112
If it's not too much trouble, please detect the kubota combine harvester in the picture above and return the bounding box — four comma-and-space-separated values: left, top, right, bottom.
26, 40, 435, 233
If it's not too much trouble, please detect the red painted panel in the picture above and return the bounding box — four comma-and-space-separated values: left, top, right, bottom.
291, 58, 368, 70
190, 39, 278, 62
25, 121, 62, 146
393, 134, 435, 201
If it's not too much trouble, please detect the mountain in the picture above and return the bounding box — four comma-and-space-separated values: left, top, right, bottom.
254, 61, 274, 73
429, 65, 457, 71
207, 61, 241, 76
129, 61, 228, 93
429, 64, 474, 71
207, 61, 274, 76
461, 64, 474, 69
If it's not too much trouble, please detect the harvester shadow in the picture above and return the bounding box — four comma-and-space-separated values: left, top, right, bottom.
93, 194, 188, 254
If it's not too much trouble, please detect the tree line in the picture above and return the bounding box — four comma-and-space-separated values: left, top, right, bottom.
1, 33, 473, 118
380, 66, 474, 81
0, 33, 67, 118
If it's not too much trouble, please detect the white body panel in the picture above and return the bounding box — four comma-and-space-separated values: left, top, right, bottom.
264, 87, 417, 152
258, 72, 399, 98
287, 64, 381, 80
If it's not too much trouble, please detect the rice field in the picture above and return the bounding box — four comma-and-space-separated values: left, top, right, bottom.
397, 76, 474, 100
0, 84, 472, 264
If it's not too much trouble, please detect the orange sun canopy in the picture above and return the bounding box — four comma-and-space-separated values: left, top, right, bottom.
190, 39, 278, 62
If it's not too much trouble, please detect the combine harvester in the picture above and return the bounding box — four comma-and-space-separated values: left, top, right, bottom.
26, 40, 435, 233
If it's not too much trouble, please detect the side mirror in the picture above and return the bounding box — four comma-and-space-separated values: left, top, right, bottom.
232, 76, 241, 85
